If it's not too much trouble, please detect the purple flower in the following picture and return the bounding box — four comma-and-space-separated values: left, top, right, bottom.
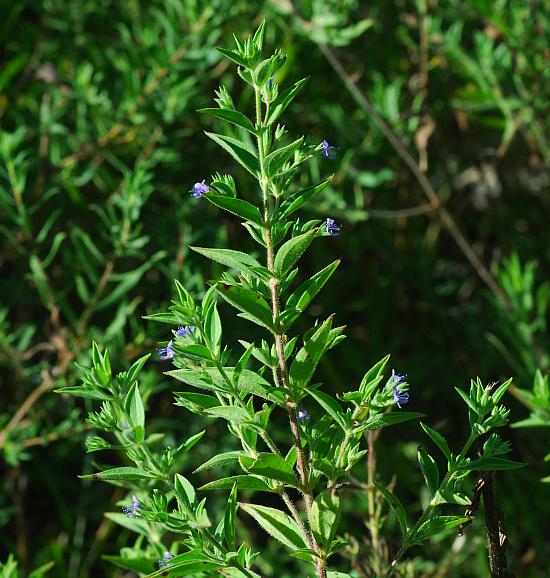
158, 340, 174, 360
158, 551, 174, 569
392, 386, 409, 409
190, 180, 210, 198
297, 409, 310, 423
123, 495, 140, 518
391, 369, 407, 384
267, 75, 275, 87
326, 218, 341, 236
321, 139, 338, 159
176, 325, 196, 338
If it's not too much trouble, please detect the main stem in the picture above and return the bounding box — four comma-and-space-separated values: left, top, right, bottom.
254, 87, 326, 578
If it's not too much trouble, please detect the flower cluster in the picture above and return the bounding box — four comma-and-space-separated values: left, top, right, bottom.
122, 495, 140, 518
391, 369, 409, 408
158, 326, 196, 360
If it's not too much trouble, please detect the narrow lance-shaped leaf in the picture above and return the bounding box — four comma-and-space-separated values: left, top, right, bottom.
305, 387, 350, 430
310, 491, 341, 546
242, 453, 301, 487
205, 131, 260, 177
124, 382, 145, 438
279, 176, 334, 217
80, 467, 156, 481
198, 108, 256, 133
266, 77, 309, 126
420, 422, 452, 461
374, 482, 410, 538
289, 317, 333, 390
358, 411, 425, 431
274, 230, 316, 278
204, 301, 222, 353
417, 447, 439, 497
206, 194, 264, 226
239, 503, 307, 550
281, 260, 340, 330
190, 246, 270, 282
216, 283, 274, 331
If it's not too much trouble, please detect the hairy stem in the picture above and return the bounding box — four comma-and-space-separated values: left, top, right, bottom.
254, 85, 326, 578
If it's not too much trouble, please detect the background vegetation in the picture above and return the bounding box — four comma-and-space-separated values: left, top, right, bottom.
1, 0, 549, 576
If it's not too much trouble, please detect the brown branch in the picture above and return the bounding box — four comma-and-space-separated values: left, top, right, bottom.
481, 471, 515, 578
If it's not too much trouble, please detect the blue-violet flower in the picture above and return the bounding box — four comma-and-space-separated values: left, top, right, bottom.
392, 386, 409, 409
321, 139, 337, 159
123, 495, 140, 518
297, 409, 310, 422
326, 218, 341, 236
158, 340, 174, 360
190, 180, 210, 198
176, 325, 196, 338
158, 551, 174, 569
391, 369, 407, 384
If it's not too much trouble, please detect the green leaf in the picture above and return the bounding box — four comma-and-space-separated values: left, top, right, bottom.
195, 451, 246, 473
80, 467, 156, 481
167, 368, 232, 395
305, 387, 349, 430
274, 230, 316, 278
358, 354, 391, 401
206, 194, 264, 226
216, 283, 274, 330
200, 475, 276, 492
456, 457, 525, 471
54, 386, 111, 401
205, 131, 260, 177
224, 483, 238, 549
123, 354, 151, 389
174, 430, 206, 457
289, 318, 333, 390
420, 422, 452, 461
280, 176, 334, 217
174, 473, 196, 509
240, 503, 307, 550
374, 482, 410, 538
359, 411, 424, 431
415, 516, 471, 543
455, 387, 479, 414
124, 382, 145, 429
417, 447, 439, 497
103, 556, 153, 574
244, 453, 301, 487
216, 47, 248, 67
191, 246, 270, 282
281, 260, 340, 329
204, 301, 222, 352
265, 137, 304, 177
204, 405, 252, 424
145, 551, 223, 577
266, 78, 309, 126
104, 512, 150, 536
311, 491, 340, 546
198, 108, 256, 133
174, 392, 219, 413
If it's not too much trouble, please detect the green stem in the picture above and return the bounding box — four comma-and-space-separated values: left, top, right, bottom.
253, 83, 326, 578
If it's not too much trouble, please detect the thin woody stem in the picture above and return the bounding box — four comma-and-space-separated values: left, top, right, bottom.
254, 85, 326, 578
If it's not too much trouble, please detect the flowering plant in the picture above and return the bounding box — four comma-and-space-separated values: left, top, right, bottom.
57, 22, 521, 578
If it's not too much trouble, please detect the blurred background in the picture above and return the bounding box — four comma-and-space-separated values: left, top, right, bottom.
0, 0, 549, 576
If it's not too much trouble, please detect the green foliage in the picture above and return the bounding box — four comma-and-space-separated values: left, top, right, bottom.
1, 1, 549, 577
